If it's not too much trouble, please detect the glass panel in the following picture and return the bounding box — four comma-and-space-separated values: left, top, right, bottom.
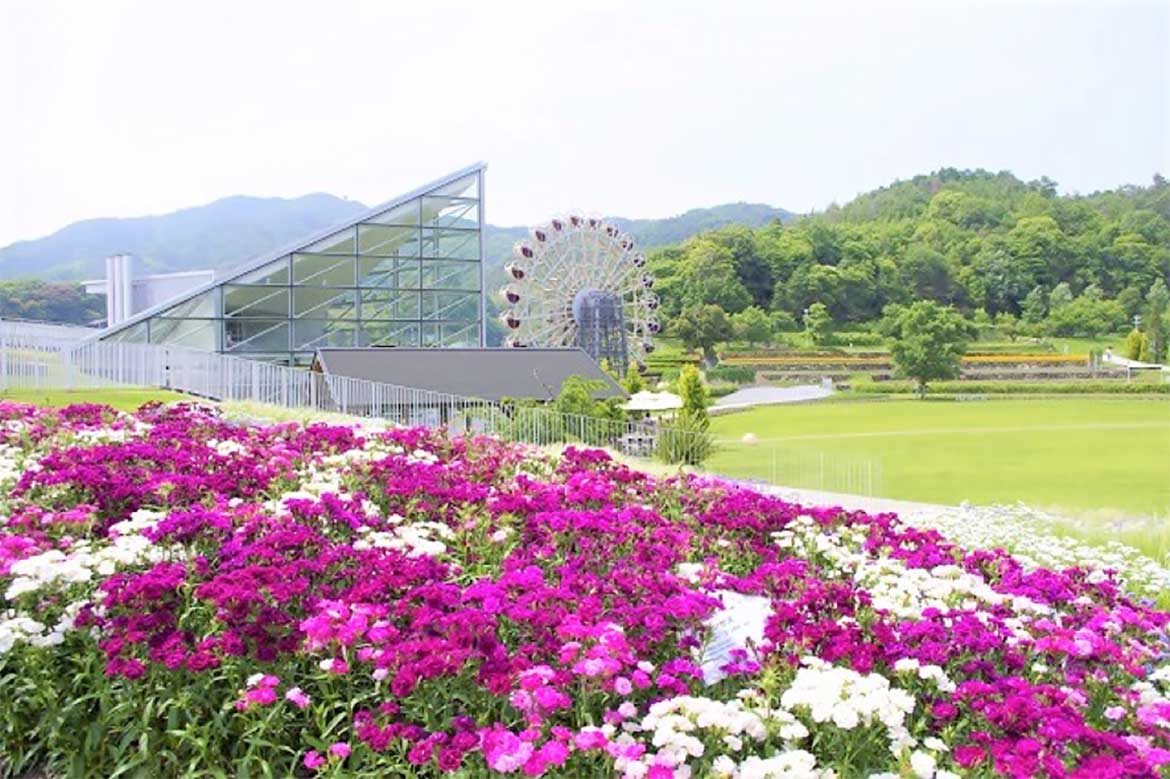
421, 228, 479, 260
359, 321, 420, 348
421, 290, 480, 321
421, 322, 442, 347
360, 289, 420, 320
367, 199, 420, 226
293, 320, 357, 350
224, 286, 289, 318
430, 172, 479, 199
357, 224, 420, 257
233, 257, 290, 285
294, 287, 356, 318
291, 353, 315, 368
148, 318, 218, 350
359, 257, 420, 289
158, 290, 218, 319
292, 253, 355, 286
421, 260, 480, 291
303, 227, 355, 254
224, 319, 290, 352
422, 196, 478, 229
105, 321, 149, 343
441, 322, 480, 348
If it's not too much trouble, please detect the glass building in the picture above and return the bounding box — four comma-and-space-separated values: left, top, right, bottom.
99, 163, 486, 366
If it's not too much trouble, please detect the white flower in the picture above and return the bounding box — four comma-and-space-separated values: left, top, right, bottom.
909, 750, 936, 778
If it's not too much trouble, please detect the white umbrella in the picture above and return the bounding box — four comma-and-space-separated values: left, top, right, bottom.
623, 391, 683, 412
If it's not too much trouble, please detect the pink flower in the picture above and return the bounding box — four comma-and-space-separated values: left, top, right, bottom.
1104, 705, 1126, 721
303, 751, 325, 770
284, 687, 310, 709
613, 676, 633, 695
329, 742, 351, 759
483, 729, 533, 773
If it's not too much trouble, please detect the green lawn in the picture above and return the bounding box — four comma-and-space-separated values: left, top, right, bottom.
0, 388, 191, 413
707, 396, 1170, 518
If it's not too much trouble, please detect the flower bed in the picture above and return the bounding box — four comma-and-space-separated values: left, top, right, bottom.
2, 401, 1170, 778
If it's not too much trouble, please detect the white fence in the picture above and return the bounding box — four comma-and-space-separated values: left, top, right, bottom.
0, 324, 881, 493
0, 326, 712, 465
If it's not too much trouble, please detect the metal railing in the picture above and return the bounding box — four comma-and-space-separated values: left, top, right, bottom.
0, 324, 713, 466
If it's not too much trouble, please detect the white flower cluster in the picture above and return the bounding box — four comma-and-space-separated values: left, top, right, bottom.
4, 509, 169, 600
352, 519, 452, 558
715, 750, 827, 779
902, 503, 1170, 600
779, 662, 915, 748
0, 600, 86, 654
773, 515, 1050, 622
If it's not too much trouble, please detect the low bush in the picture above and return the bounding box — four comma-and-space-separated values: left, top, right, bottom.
853, 379, 1170, 395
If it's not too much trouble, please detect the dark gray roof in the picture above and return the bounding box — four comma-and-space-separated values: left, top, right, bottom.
312, 348, 624, 402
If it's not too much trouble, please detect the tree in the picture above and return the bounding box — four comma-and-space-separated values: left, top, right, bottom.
1021, 286, 1048, 324
671, 304, 733, 364
1124, 328, 1144, 360
659, 365, 713, 466
731, 306, 773, 346
803, 302, 834, 346
881, 301, 974, 397
994, 311, 1020, 341
621, 363, 645, 395
676, 364, 710, 420
1144, 279, 1170, 363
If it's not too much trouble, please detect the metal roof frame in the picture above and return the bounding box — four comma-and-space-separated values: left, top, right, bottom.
89, 161, 487, 343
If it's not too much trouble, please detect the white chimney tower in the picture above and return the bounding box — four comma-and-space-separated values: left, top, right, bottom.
104, 254, 134, 326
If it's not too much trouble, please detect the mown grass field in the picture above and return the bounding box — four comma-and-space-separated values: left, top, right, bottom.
0, 387, 189, 412
707, 396, 1170, 519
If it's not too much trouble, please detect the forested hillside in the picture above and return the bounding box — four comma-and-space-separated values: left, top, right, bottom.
649, 169, 1169, 339
0, 281, 106, 325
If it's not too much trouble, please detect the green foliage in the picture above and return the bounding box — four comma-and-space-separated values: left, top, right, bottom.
853, 379, 1169, 395
1123, 329, 1144, 361
670, 304, 733, 362
1138, 333, 1153, 363
658, 365, 713, 465
730, 306, 773, 346
643, 170, 1167, 338
705, 365, 756, 385
769, 309, 799, 332
1044, 286, 1127, 337
881, 301, 975, 396
1144, 278, 1170, 362
802, 302, 834, 346
0, 281, 106, 325
621, 363, 645, 394
676, 365, 710, 419
554, 376, 618, 421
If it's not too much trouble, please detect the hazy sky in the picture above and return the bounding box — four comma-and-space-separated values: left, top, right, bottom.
0, 0, 1166, 247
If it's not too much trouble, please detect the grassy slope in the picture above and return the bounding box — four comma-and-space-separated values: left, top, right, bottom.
707, 397, 1170, 518
0, 388, 190, 412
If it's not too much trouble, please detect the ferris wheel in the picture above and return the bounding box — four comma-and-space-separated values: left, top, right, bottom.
499, 214, 659, 372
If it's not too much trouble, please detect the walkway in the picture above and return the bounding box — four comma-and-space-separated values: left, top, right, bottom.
713, 384, 833, 411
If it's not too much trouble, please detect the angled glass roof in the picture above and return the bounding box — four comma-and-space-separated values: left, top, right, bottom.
98, 163, 486, 365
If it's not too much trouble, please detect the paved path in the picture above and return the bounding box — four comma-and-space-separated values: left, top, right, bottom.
713, 384, 833, 411
750, 483, 948, 522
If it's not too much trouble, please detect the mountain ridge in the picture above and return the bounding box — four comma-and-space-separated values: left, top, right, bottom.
0, 195, 793, 281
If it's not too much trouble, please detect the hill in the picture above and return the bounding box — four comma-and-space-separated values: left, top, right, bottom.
0, 197, 791, 285
645, 168, 1169, 350
0, 194, 368, 280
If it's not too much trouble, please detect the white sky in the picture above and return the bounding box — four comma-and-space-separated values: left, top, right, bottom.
0, 0, 1166, 247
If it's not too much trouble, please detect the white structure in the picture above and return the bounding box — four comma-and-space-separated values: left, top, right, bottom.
84, 256, 215, 328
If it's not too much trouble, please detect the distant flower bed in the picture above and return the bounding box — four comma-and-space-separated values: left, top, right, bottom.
2, 401, 1170, 778
722, 354, 1088, 369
